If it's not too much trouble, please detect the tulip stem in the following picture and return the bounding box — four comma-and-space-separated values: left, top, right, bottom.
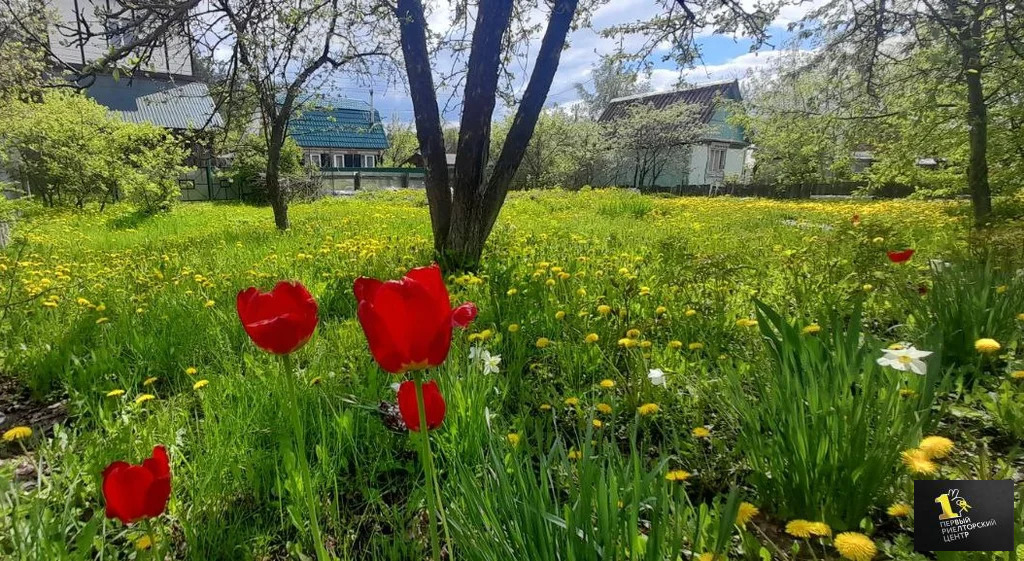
412, 372, 450, 561
282, 354, 330, 561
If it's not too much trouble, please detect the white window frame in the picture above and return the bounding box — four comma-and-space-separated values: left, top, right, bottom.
106, 18, 136, 49
364, 155, 375, 168
708, 145, 727, 174
334, 154, 345, 169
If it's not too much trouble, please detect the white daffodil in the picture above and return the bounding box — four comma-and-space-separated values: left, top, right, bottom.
469, 346, 486, 362
481, 351, 502, 375
876, 346, 932, 375
647, 368, 666, 386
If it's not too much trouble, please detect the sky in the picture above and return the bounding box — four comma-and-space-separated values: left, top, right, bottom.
325, 0, 821, 124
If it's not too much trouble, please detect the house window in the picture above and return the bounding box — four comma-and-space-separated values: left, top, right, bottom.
308, 154, 319, 166
343, 154, 361, 168
319, 153, 331, 169
364, 155, 376, 168
709, 146, 727, 173
106, 18, 136, 49
334, 154, 345, 169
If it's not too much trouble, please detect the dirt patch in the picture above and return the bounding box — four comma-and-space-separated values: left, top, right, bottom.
0, 376, 68, 459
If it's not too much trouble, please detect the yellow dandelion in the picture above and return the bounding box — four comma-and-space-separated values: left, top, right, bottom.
193, 379, 209, 390
862, 284, 874, 292
688, 342, 704, 350
802, 324, 822, 335
1011, 370, 1024, 379
617, 338, 637, 348
568, 449, 582, 460
807, 522, 831, 537
585, 333, 600, 344
975, 338, 1001, 354
310, 376, 322, 386
692, 427, 711, 439
697, 554, 723, 561
736, 318, 758, 328
204, 299, 215, 308
592, 419, 603, 428
508, 323, 520, 333
785, 520, 814, 538
135, 535, 153, 551
639, 286, 651, 296
872, 236, 884, 244
626, 328, 641, 339
668, 340, 683, 349
899, 388, 918, 398
555, 310, 566, 320
996, 285, 1008, 294
479, 329, 494, 341
539, 403, 552, 411
1017, 313, 1024, 321
185, 367, 198, 375
655, 306, 667, 316
134, 394, 156, 405
143, 377, 158, 386
685, 308, 697, 317
918, 436, 954, 459
506, 433, 521, 447
2, 426, 32, 442
637, 403, 659, 416
597, 305, 612, 316
834, 532, 877, 561
599, 379, 615, 389
106, 389, 126, 398
506, 288, 518, 296
536, 337, 550, 349
96, 317, 109, 324
901, 448, 938, 475
887, 503, 911, 517
596, 403, 612, 414
665, 469, 691, 482
736, 502, 759, 525
564, 397, 580, 407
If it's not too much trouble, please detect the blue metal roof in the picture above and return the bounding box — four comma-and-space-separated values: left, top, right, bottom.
287, 98, 389, 150
84, 74, 224, 130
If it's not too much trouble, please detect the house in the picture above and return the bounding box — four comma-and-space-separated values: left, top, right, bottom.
288, 98, 388, 169
598, 80, 749, 187
44, 0, 224, 198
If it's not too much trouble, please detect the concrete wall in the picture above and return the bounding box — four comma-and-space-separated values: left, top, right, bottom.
48, 0, 193, 76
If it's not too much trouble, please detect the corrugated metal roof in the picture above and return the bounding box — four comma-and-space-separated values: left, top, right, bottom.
85, 74, 224, 129
288, 98, 389, 150
598, 80, 743, 123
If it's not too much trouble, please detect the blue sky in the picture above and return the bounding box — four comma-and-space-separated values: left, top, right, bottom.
323, 0, 813, 124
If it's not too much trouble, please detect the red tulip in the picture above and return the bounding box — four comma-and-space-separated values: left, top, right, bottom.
851, 214, 861, 226
397, 379, 446, 431
887, 249, 915, 264
237, 281, 318, 354
451, 301, 478, 328
353, 264, 476, 374
102, 446, 172, 524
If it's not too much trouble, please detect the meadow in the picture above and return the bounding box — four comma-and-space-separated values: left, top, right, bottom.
1, 189, 1023, 560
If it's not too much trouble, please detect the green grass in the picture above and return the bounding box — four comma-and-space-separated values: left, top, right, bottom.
1, 189, 1022, 560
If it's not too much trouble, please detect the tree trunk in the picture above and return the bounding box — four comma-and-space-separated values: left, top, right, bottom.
267, 123, 290, 230
397, 0, 452, 253
961, 25, 990, 224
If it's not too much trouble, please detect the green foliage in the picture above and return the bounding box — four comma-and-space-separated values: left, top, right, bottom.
730, 301, 936, 529
0, 92, 187, 212
381, 118, 419, 167
900, 258, 1024, 379
491, 107, 607, 190
221, 135, 305, 203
